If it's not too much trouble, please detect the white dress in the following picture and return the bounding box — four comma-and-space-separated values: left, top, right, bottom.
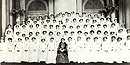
0, 42, 6, 62
5, 43, 14, 62
111, 40, 117, 62
77, 40, 84, 63
46, 41, 57, 64
84, 40, 91, 63
67, 40, 76, 62
87, 39, 95, 62
14, 42, 22, 63
22, 41, 30, 62
116, 41, 122, 63
5, 28, 14, 42
125, 40, 130, 62
39, 42, 47, 62
102, 40, 112, 63
29, 41, 38, 62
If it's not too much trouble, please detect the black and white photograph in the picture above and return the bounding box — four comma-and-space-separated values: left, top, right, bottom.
0, 0, 130, 65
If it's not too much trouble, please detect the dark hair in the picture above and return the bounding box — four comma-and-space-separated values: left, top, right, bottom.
111, 36, 116, 39
50, 37, 54, 40
61, 38, 65, 41
77, 31, 82, 33
8, 38, 12, 40
94, 37, 98, 39
25, 37, 29, 40
97, 30, 101, 34
68, 37, 72, 40
36, 24, 39, 26
90, 30, 94, 33
49, 31, 53, 35
64, 31, 68, 33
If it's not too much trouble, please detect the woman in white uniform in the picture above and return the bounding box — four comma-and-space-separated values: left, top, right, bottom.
14, 38, 22, 63
116, 37, 123, 63
125, 35, 130, 62
67, 37, 76, 62
76, 36, 84, 63
5, 24, 14, 42
39, 39, 48, 63
5, 38, 14, 63
22, 37, 30, 62
29, 37, 38, 62
110, 36, 117, 62
84, 37, 91, 63
46, 37, 57, 64
0, 37, 6, 62
93, 37, 100, 62
102, 37, 111, 63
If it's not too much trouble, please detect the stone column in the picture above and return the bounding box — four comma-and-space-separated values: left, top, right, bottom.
106, 0, 109, 6
2, 0, 7, 37
6, 0, 10, 25
126, 0, 130, 29
10, 0, 13, 26
49, 0, 54, 15
76, 0, 82, 16
20, 0, 25, 21
119, 0, 123, 27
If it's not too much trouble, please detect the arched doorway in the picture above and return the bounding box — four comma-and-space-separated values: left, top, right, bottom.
83, 0, 105, 14
26, 0, 48, 17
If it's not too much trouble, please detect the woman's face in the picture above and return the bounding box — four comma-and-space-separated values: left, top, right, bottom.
61, 39, 65, 42
68, 38, 72, 41
103, 26, 107, 28
49, 33, 53, 36
104, 32, 108, 35
8, 39, 12, 42
97, 32, 101, 35
84, 33, 87, 36
97, 25, 101, 28
7, 31, 11, 34
16, 25, 19, 29
27, 21, 30, 24
127, 37, 130, 40
103, 38, 107, 41
36, 25, 39, 28
112, 37, 116, 41
77, 37, 81, 41
117, 38, 122, 42
57, 32, 60, 36
86, 19, 90, 23
86, 38, 90, 41
34, 21, 37, 24
56, 26, 59, 29
25, 38, 29, 41
127, 30, 130, 33
94, 38, 98, 41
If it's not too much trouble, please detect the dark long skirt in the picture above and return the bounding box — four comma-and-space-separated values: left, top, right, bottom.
56, 52, 69, 63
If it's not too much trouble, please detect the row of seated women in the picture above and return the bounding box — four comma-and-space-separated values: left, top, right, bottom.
1, 34, 130, 63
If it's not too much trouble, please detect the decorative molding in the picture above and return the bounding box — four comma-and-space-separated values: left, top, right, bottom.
28, 0, 46, 11
26, 0, 48, 17
83, 0, 105, 13
83, 0, 105, 10
83, 0, 104, 10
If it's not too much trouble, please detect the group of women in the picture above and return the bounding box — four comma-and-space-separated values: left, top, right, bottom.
0, 12, 130, 63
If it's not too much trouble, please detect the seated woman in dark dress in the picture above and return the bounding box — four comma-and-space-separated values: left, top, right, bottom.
56, 38, 69, 63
